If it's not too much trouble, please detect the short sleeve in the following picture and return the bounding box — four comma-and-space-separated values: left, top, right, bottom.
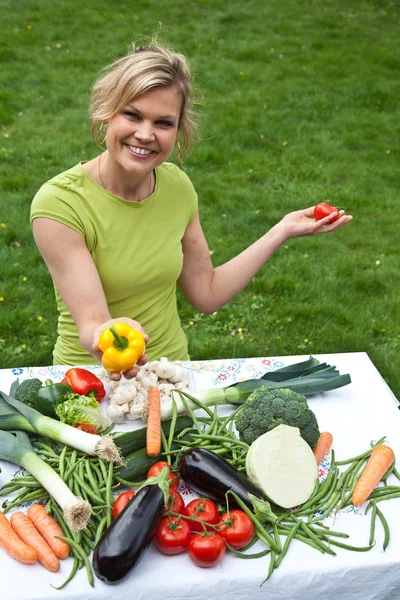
30, 183, 86, 238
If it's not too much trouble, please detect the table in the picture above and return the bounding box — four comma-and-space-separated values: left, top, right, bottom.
1, 352, 400, 600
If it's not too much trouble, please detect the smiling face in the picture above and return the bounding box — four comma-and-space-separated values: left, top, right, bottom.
105, 86, 182, 178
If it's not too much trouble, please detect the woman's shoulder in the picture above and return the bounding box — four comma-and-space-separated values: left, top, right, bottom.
157, 161, 196, 194
38, 163, 86, 194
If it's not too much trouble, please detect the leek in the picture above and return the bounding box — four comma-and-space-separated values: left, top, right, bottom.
0, 394, 35, 432
161, 356, 351, 421
0, 392, 123, 464
0, 430, 91, 530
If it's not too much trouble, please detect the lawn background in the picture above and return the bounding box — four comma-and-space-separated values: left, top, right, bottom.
1, 0, 399, 400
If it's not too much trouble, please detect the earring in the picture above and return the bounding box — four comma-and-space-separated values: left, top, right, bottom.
99, 122, 107, 146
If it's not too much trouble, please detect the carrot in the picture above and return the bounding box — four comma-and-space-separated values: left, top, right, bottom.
27, 503, 70, 559
146, 387, 161, 457
10, 511, 60, 572
352, 444, 395, 506
0, 510, 38, 564
313, 432, 334, 464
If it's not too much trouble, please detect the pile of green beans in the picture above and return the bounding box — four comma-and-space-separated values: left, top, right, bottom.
162, 391, 249, 471
0, 437, 121, 589
161, 394, 400, 584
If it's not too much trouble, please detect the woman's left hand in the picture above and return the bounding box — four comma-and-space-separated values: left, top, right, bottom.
279, 206, 353, 240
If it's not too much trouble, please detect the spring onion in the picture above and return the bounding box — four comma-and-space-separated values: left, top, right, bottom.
158, 356, 351, 421
0, 430, 91, 530
0, 392, 122, 464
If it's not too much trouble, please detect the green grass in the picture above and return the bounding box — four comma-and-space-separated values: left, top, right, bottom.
0, 0, 399, 400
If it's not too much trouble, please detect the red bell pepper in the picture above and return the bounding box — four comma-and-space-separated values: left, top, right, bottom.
61, 368, 106, 402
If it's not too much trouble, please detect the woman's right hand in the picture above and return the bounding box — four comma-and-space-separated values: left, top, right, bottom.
91, 317, 149, 381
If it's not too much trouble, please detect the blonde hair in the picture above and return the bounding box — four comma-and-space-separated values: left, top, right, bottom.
89, 38, 198, 158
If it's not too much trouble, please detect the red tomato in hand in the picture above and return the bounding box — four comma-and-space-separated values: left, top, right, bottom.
217, 510, 255, 549
184, 498, 219, 532
188, 532, 226, 567
147, 461, 179, 489
112, 490, 135, 519
154, 516, 191, 555
164, 489, 185, 514
314, 203, 339, 222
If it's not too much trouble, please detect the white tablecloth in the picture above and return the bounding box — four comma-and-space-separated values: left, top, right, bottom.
1, 352, 399, 600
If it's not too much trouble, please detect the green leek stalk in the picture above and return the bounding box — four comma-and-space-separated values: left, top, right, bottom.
0, 430, 91, 530
0, 393, 35, 432
161, 356, 351, 421
0, 392, 122, 464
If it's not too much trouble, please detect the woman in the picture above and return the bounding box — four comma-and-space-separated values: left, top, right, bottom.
31, 40, 352, 380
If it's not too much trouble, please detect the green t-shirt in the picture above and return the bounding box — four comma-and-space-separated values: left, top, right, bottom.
31, 161, 198, 365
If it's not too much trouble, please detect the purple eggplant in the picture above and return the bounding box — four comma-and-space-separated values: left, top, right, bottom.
179, 447, 265, 510
93, 480, 165, 584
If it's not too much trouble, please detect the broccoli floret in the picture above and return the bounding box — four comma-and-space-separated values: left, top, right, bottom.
235, 386, 320, 449
14, 378, 43, 408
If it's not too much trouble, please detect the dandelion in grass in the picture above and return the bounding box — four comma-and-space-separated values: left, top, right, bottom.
21, 344, 27, 350
22, 276, 28, 282
376, 260, 381, 266
37, 316, 43, 321
0, 223, 6, 228
0, 297, 4, 302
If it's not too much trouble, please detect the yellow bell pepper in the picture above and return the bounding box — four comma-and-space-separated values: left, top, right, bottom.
98, 322, 146, 372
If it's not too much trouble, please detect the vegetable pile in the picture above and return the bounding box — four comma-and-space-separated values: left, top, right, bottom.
0, 357, 399, 591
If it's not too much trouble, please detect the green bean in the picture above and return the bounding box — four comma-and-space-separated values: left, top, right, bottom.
106, 461, 114, 527
59, 445, 67, 479
272, 523, 282, 554
366, 491, 400, 508
226, 491, 281, 553
368, 485, 400, 498
312, 524, 349, 538
160, 427, 170, 464
261, 549, 276, 585
51, 557, 80, 590
327, 538, 374, 552
275, 520, 301, 568
95, 515, 108, 545
190, 433, 249, 450
335, 448, 373, 466
2, 489, 49, 512
55, 536, 94, 587
369, 502, 377, 546
312, 490, 342, 522
297, 518, 336, 555
84, 459, 102, 495
277, 525, 326, 553
113, 476, 140, 488
167, 398, 178, 451
226, 543, 271, 559
177, 389, 215, 419
375, 505, 390, 550
101, 422, 115, 435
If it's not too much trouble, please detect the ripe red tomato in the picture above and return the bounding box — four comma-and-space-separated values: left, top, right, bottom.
217, 510, 255, 549
75, 423, 98, 435
154, 516, 191, 555
188, 532, 226, 567
184, 498, 219, 532
112, 490, 135, 519
147, 461, 179, 489
314, 203, 339, 222
164, 489, 185, 514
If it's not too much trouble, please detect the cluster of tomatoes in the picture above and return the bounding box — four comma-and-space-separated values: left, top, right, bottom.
112, 461, 255, 568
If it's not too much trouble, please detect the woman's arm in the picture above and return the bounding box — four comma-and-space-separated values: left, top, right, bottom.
32, 218, 148, 378
178, 207, 352, 314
